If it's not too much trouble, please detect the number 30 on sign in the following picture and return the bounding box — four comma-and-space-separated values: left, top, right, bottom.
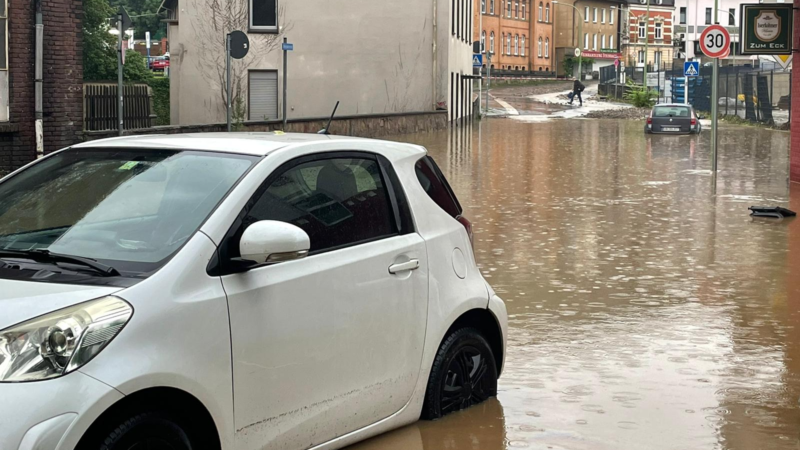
700, 24, 731, 59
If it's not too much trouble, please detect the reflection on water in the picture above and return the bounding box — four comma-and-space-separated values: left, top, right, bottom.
350, 119, 798, 450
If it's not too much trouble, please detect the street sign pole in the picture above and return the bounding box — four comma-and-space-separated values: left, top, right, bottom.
117, 13, 124, 136
283, 38, 288, 129
485, 53, 491, 115
711, 0, 719, 183
226, 33, 232, 132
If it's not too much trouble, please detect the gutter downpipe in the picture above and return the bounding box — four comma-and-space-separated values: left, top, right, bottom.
34, 0, 43, 158
433, 0, 438, 112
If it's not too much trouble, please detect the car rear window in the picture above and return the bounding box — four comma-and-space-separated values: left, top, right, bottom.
653, 106, 692, 118
415, 156, 462, 218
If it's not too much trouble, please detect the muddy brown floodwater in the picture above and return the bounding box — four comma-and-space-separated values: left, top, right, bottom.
348, 118, 800, 450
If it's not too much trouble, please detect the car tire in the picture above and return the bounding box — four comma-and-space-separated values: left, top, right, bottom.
421, 327, 498, 420
95, 412, 194, 450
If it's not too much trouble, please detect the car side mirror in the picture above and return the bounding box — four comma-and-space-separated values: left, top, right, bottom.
239, 221, 310, 264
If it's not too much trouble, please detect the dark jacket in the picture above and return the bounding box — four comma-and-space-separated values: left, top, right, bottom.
573, 80, 585, 92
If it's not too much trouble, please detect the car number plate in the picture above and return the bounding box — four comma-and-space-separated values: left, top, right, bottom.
663, 127, 680, 132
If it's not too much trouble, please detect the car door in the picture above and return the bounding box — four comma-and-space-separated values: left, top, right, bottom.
218, 152, 428, 450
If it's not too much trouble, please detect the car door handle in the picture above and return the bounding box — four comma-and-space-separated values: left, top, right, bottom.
389, 259, 420, 274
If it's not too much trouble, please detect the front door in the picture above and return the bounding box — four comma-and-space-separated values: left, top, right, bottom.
220, 153, 428, 450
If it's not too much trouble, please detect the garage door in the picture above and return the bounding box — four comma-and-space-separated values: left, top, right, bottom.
249, 71, 278, 121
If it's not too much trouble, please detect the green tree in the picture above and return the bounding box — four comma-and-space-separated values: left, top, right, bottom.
110, 0, 166, 39
83, 0, 117, 81
123, 50, 153, 82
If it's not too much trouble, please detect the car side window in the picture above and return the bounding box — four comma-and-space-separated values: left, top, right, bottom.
243, 157, 396, 253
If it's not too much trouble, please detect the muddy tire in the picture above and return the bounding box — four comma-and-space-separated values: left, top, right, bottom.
93, 412, 193, 450
421, 327, 498, 420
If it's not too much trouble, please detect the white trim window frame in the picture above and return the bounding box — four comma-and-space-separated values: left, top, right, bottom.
250, 0, 278, 32
638, 21, 646, 39
584, 6, 589, 22
655, 22, 662, 40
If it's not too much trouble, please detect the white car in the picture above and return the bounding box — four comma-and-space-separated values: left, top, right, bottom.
0, 133, 507, 450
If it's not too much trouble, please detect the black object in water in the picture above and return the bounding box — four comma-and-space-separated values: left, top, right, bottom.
749, 206, 797, 219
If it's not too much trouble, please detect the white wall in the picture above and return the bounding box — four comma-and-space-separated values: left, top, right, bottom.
169, 0, 473, 125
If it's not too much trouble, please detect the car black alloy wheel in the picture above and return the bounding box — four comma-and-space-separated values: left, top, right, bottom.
422, 327, 498, 420
96, 412, 193, 450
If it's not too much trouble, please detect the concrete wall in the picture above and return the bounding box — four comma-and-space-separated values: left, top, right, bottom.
170, 0, 472, 126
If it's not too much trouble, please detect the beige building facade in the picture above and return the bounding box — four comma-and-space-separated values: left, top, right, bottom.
553, 0, 623, 77
161, 0, 474, 126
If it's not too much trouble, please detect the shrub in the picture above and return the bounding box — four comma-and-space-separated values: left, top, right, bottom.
623, 81, 656, 108
146, 77, 170, 126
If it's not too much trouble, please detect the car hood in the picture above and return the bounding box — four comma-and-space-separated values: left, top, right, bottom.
0, 279, 121, 330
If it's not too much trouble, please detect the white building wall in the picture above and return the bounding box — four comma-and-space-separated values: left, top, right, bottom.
169, 0, 473, 126
673, 0, 752, 62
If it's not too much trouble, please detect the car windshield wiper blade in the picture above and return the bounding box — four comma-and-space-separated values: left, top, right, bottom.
0, 249, 121, 277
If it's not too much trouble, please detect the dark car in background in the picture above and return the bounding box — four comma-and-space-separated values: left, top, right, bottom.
645, 104, 701, 135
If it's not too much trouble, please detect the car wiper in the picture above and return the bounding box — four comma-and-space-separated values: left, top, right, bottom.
0, 249, 121, 277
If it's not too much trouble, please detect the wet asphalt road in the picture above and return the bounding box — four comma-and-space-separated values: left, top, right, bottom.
349, 118, 799, 450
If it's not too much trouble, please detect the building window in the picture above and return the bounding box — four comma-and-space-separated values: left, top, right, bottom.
538, 37, 543, 57
545, 37, 549, 57
507, 0, 511, 17
490, 0, 494, 14
545, 3, 550, 21
610, 35, 614, 49
452, 0, 456, 35
638, 50, 645, 65
515, 0, 519, 18
481, 0, 486, 13
638, 21, 646, 39
250, 0, 278, 31
584, 6, 589, 22
501, 33, 505, 54
507, 33, 512, 54
490, 31, 495, 53
538, 2, 543, 21
610, 9, 614, 24
521, 35, 526, 56
592, 7, 597, 23
601, 34, 606, 49
705, 8, 712, 25
729, 8, 735, 26
601, 8, 606, 24
654, 51, 662, 70
679, 7, 686, 24
522, 1, 526, 19
481, 30, 486, 53
515, 35, 519, 55
249, 70, 279, 120
584, 33, 589, 49
593, 33, 597, 50
655, 22, 662, 40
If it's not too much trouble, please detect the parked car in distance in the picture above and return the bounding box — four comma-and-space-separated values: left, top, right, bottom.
645, 103, 701, 135
0, 133, 507, 450
151, 55, 169, 71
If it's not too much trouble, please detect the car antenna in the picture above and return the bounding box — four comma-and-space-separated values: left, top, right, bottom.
318, 101, 340, 135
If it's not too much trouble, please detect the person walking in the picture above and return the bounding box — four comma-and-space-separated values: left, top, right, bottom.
569, 78, 585, 106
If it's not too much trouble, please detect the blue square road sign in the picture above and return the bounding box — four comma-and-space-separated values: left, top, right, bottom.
282, 43, 294, 51
472, 54, 483, 68
684, 61, 699, 77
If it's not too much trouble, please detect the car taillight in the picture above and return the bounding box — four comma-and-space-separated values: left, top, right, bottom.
456, 215, 474, 248
691, 118, 697, 125
647, 117, 652, 124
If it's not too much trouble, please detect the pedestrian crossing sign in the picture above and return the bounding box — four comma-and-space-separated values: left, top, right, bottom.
473, 54, 483, 68
684, 61, 699, 77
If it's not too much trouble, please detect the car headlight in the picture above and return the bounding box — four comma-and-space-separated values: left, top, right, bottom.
0, 296, 132, 382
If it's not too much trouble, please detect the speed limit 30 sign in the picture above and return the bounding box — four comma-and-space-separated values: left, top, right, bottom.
700, 24, 731, 58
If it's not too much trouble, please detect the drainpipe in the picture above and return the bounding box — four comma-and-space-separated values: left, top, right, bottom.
34, 0, 43, 158
432, 0, 438, 110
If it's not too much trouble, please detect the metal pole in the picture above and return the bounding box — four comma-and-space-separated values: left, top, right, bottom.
479, 9, 483, 115
485, 54, 491, 113
735, 70, 739, 118
578, 12, 582, 81
226, 33, 231, 132
643, 0, 650, 88
711, 1, 719, 181
117, 14, 124, 136
283, 37, 288, 129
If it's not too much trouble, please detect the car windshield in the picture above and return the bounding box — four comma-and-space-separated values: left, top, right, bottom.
653, 106, 692, 118
0, 148, 255, 275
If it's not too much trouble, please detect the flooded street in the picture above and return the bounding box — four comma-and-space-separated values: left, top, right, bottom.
351, 118, 799, 450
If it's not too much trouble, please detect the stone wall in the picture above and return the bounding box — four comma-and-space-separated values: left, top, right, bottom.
0, 0, 83, 174
81, 111, 449, 143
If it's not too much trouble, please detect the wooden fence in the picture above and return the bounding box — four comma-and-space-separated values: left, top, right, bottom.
83, 83, 156, 131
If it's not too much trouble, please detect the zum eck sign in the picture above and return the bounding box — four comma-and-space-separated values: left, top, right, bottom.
739, 3, 793, 55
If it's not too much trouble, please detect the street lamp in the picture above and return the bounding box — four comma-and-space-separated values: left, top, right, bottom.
552, 1, 584, 80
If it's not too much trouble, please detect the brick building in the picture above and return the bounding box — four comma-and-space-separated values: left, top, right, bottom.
553, 0, 623, 77
474, 0, 552, 71
621, 0, 675, 70
0, 0, 83, 174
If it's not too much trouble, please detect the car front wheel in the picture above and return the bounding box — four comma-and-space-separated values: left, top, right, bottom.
93, 412, 193, 450
422, 327, 498, 420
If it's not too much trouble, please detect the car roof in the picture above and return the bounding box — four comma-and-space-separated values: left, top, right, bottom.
72, 132, 392, 157
654, 103, 693, 108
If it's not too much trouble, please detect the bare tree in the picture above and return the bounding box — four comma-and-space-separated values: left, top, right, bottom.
190, 1, 292, 119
